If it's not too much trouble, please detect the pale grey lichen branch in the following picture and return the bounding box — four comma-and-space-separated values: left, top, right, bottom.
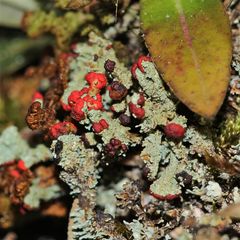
0, 126, 51, 167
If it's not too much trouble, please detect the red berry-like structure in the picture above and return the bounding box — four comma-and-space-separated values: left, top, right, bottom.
131, 55, 151, 79
85, 72, 107, 90
92, 123, 103, 133
71, 100, 85, 121
129, 102, 145, 120
32, 91, 43, 103
17, 160, 27, 171
49, 122, 77, 139
92, 119, 109, 133
164, 123, 185, 139
68, 90, 83, 107
150, 191, 180, 201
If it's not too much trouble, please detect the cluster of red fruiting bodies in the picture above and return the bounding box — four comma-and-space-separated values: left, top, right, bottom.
150, 191, 180, 201
1, 160, 28, 179
49, 121, 77, 139
104, 138, 128, 158
128, 93, 145, 120
92, 119, 109, 133
127, 56, 152, 120
63, 72, 110, 135
66, 72, 107, 114
38, 56, 150, 138
131, 55, 151, 79
32, 55, 185, 141
30, 55, 187, 201
164, 123, 185, 139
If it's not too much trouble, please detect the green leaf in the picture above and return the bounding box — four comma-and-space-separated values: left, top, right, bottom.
0, 36, 51, 76
140, 0, 232, 118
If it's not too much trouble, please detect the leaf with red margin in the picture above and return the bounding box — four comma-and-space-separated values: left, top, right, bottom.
140, 0, 232, 118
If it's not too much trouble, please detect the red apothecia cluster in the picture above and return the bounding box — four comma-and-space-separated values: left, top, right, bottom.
164, 123, 185, 139
149, 191, 180, 201
32, 55, 156, 140
131, 55, 151, 79
92, 119, 109, 133
129, 56, 152, 120
1, 160, 28, 179
0, 159, 32, 206
32, 91, 43, 104
104, 138, 128, 158
108, 81, 128, 101
48, 72, 109, 139
128, 93, 146, 120
65, 72, 107, 119
49, 121, 77, 139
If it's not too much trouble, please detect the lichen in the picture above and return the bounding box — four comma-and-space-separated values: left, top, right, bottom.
63, 32, 132, 105
124, 219, 159, 240
87, 110, 141, 148
135, 61, 187, 133
52, 134, 99, 196
141, 131, 168, 180
149, 157, 181, 199
183, 127, 215, 156
24, 178, 62, 208
69, 199, 109, 240
201, 181, 223, 203
18, 4, 240, 238
0, 126, 51, 167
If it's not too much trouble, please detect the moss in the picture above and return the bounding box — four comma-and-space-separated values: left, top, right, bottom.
217, 113, 240, 149
55, 0, 93, 9
23, 10, 94, 49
